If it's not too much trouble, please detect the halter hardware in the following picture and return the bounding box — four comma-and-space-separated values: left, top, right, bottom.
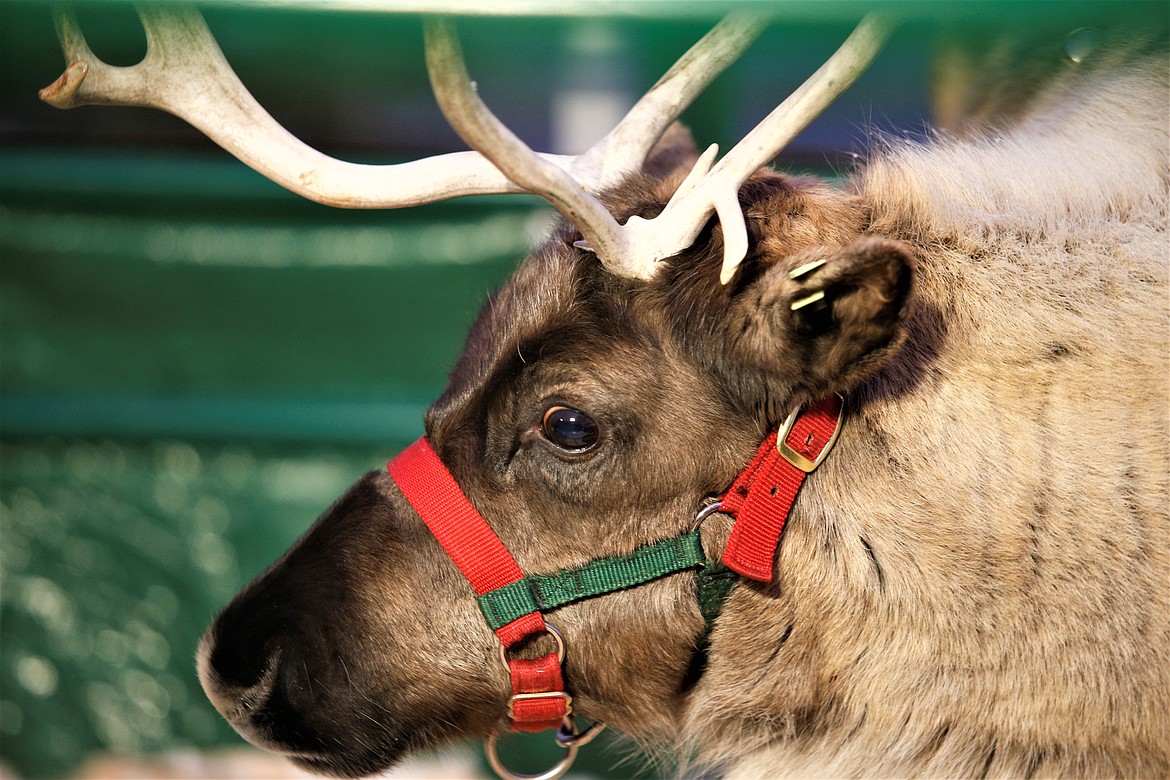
507, 691, 572, 721
722, 394, 846, 580
556, 718, 607, 748
497, 623, 565, 669
777, 392, 845, 472
485, 713, 578, 780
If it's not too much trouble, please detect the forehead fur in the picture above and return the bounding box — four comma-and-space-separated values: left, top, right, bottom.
427, 239, 593, 436
427, 165, 869, 442
427, 169, 696, 435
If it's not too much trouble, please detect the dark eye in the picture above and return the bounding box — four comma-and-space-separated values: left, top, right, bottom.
541, 406, 599, 451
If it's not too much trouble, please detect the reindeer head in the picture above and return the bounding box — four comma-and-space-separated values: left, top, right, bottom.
43, 9, 909, 778
195, 162, 912, 778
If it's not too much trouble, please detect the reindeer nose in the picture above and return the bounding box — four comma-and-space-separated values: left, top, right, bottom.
202, 605, 276, 688
198, 602, 282, 721
197, 598, 323, 751
196, 470, 403, 767
198, 629, 278, 721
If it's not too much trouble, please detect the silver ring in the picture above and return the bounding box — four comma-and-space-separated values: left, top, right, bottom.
485, 715, 579, 780
497, 622, 565, 672
691, 500, 724, 531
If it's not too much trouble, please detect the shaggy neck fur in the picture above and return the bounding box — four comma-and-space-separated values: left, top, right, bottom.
679, 55, 1169, 780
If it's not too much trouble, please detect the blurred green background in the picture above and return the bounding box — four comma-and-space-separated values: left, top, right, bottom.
1, 1, 1160, 778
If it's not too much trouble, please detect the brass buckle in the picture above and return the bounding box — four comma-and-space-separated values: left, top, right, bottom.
776, 393, 844, 473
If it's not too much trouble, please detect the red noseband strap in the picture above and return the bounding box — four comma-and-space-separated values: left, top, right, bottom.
388, 438, 545, 643
388, 438, 566, 732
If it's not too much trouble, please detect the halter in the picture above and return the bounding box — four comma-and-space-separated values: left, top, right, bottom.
387, 394, 843, 780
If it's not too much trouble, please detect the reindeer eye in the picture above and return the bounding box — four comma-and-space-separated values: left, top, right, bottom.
541, 406, 599, 451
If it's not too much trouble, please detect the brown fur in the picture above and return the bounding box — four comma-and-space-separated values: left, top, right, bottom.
199, 37, 1169, 780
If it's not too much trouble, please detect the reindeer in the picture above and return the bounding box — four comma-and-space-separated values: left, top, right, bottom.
42, 6, 1168, 779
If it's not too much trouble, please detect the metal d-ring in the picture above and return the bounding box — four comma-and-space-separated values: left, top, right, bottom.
485, 715, 580, 780
497, 622, 566, 672
691, 499, 724, 532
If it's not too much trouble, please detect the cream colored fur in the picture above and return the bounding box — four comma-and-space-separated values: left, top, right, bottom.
684, 57, 1169, 779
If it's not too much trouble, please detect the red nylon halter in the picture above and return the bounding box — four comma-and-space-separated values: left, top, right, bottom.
721, 394, 844, 581
385, 395, 843, 734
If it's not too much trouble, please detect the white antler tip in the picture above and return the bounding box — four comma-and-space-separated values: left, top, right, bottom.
714, 189, 749, 285
674, 143, 719, 200
719, 245, 748, 285
39, 60, 88, 108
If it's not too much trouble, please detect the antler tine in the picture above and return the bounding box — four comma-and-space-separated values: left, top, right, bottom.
423, 14, 772, 280
38, 4, 764, 231
623, 14, 895, 285
39, 5, 560, 208
576, 12, 769, 188
423, 12, 888, 284
40, 5, 146, 110
424, 17, 643, 276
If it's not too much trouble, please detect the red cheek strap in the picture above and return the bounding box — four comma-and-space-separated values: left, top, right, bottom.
721, 394, 844, 581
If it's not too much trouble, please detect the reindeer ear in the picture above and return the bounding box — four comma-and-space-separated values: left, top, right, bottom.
732, 237, 914, 403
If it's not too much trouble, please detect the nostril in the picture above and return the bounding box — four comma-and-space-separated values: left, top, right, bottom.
239, 648, 281, 713
201, 598, 289, 690
197, 627, 282, 724
198, 627, 335, 757
210, 630, 278, 690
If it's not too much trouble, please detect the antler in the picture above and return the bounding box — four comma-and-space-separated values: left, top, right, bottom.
39, 5, 533, 207
40, 6, 889, 284
629, 13, 894, 284
39, 6, 763, 214
423, 13, 891, 282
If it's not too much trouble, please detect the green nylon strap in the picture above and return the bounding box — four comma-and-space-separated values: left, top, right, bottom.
476, 529, 707, 631
696, 560, 739, 625
683, 560, 740, 683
